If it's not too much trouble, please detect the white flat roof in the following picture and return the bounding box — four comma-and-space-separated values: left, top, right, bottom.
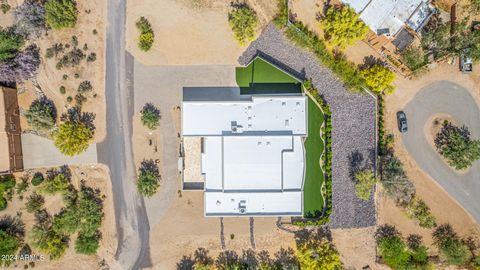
205, 191, 302, 216
340, 0, 370, 13
182, 96, 307, 136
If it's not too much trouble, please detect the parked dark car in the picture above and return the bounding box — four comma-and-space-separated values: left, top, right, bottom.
397, 111, 408, 133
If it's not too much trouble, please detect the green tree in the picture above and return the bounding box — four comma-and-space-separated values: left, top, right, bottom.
296, 240, 342, 270
0, 28, 24, 62
141, 103, 160, 130
406, 198, 437, 228
321, 6, 368, 49
76, 186, 103, 237
435, 121, 480, 170
74, 233, 99, 255
354, 169, 377, 201
0, 230, 20, 266
54, 108, 95, 156
24, 97, 57, 131
378, 236, 411, 269
228, 3, 258, 45
52, 208, 79, 235
137, 159, 160, 197
432, 224, 471, 265
360, 65, 396, 94
44, 0, 78, 29
401, 46, 427, 71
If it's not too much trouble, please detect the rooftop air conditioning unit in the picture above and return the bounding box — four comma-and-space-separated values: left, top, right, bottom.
238, 200, 247, 214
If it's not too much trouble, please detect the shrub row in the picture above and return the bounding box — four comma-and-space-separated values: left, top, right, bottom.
377, 94, 386, 155
292, 80, 332, 226
282, 21, 366, 93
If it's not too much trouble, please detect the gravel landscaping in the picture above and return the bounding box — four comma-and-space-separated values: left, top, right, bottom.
239, 24, 377, 228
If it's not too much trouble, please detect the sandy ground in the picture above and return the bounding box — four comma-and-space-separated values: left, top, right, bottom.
126, 0, 277, 65
380, 63, 480, 251
2, 0, 107, 143
146, 190, 297, 269
4, 165, 117, 270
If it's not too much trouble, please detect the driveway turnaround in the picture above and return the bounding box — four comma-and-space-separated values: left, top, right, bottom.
22, 134, 97, 169
240, 25, 377, 229
403, 80, 480, 222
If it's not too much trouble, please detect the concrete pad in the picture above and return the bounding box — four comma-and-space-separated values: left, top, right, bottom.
22, 133, 97, 169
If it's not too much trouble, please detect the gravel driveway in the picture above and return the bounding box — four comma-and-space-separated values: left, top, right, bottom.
240, 25, 377, 228
402, 80, 480, 222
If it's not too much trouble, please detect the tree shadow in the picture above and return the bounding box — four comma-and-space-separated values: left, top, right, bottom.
294, 226, 332, 248
60, 106, 96, 133
359, 55, 387, 70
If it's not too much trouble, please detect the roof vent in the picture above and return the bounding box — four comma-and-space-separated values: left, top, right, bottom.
239, 200, 247, 214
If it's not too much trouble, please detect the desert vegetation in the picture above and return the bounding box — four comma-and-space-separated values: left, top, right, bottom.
137, 159, 160, 197
44, 0, 78, 30
53, 107, 95, 156
434, 121, 480, 170
228, 3, 258, 45
360, 64, 396, 94
321, 5, 368, 49
136, 16, 154, 51
177, 227, 342, 269
140, 103, 160, 130
24, 96, 57, 132
354, 169, 377, 201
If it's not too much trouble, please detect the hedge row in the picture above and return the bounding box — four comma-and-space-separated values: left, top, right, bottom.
282, 21, 367, 93
377, 94, 386, 155
293, 80, 332, 226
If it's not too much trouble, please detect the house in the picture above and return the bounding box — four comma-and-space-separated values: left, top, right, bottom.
181, 89, 308, 217
341, 0, 434, 38
0, 87, 24, 175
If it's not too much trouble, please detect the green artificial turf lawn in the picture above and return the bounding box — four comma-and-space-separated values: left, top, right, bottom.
303, 97, 325, 218
236, 58, 301, 94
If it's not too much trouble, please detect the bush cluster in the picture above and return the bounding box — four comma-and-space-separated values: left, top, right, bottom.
136, 17, 154, 51
406, 198, 437, 228
375, 225, 430, 269
434, 121, 480, 170
228, 3, 258, 45
284, 21, 366, 92
24, 96, 57, 132
137, 159, 160, 197
433, 224, 472, 265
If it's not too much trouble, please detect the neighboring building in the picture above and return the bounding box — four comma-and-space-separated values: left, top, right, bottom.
181, 90, 308, 217
0, 87, 23, 175
342, 0, 434, 38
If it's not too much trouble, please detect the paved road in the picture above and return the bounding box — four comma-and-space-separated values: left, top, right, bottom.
402, 80, 480, 222
97, 0, 150, 268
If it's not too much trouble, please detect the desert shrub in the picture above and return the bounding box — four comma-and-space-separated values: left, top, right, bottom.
381, 154, 415, 206
52, 208, 79, 235
0, 175, 16, 190
0, 44, 41, 82
86, 52, 96, 62
44, 0, 78, 29
66, 96, 73, 103
45, 43, 64, 58
70, 35, 78, 47
30, 225, 68, 259
24, 96, 57, 131
14, 1, 46, 38
378, 236, 411, 269
74, 233, 99, 255
0, 229, 20, 266
137, 159, 160, 197
273, 0, 288, 27
54, 107, 95, 156
406, 198, 437, 228
1, 2, 10, 14
433, 224, 471, 265
0, 197, 7, 211
57, 47, 85, 68
82, 43, 88, 51
228, 3, 258, 45
401, 46, 427, 71
31, 173, 44, 186
321, 6, 368, 49
136, 17, 154, 51
40, 173, 69, 194
58, 85, 66, 94
77, 80, 92, 93
435, 121, 480, 170
360, 65, 396, 94
0, 27, 24, 62
15, 177, 29, 196
76, 185, 103, 237
75, 93, 86, 107
26, 193, 45, 213
296, 240, 342, 269
141, 103, 160, 130
354, 169, 377, 201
